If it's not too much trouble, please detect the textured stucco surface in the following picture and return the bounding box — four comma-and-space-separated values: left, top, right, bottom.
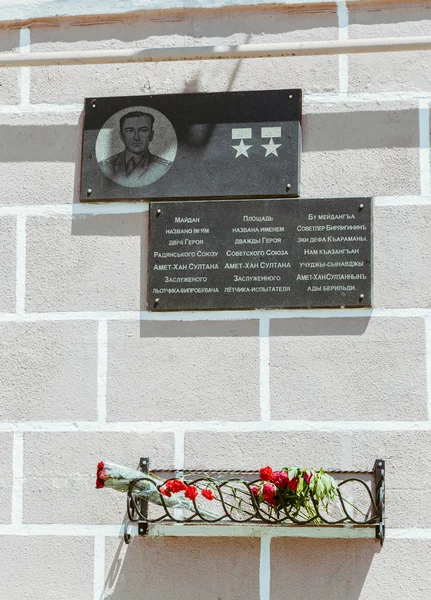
107, 320, 260, 421
351, 430, 431, 528
0, 536, 94, 600
348, 4, 431, 92
0, 321, 98, 421
1, 1, 431, 599
0, 111, 81, 206
301, 101, 421, 197
29, 8, 339, 103
271, 538, 431, 600
269, 317, 428, 421
23, 432, 175, 523
373, 205, 431, 308
0, 29, 20, 105
184, 431, 346, 470
25, 214, 145, 311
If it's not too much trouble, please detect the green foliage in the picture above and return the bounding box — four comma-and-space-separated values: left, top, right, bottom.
254, 467, 338, 520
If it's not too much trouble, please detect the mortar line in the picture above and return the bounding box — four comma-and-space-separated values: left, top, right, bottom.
0, 196, 430, 219
1, 307, 431, 324
259, 536, 271, 600
97, 320, 108, 423
19, 28, 30, 106
259, 315, 271, 421
15, 214, 26, 315
11, 432, 24, 525
419, 99, 431, 196
4, 419, 431, 434
0, 523, 431, 538
426, 317, 431, 420
0, 203, 150, 217
94, 535, 105, 600
337, 0, 349, 96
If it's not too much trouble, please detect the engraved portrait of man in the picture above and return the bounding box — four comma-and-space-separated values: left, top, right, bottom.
98, 111, 173, 187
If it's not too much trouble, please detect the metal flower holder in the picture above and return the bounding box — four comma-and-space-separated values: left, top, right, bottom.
124, 458, 385, 546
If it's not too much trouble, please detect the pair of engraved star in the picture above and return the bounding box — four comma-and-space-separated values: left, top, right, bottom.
232, 138, 281, 158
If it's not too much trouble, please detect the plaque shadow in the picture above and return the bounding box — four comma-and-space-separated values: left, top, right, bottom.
302, 108, 418, 153
139, 319, 259, 338
269, 317, 371, 337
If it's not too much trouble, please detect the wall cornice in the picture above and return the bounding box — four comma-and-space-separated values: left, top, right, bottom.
0, 0, 426, 26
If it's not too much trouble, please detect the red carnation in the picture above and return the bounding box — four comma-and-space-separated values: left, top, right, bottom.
260, 466, 274, 482
166, 479, 187, 494
273, 471, 289, 490
251, 486, 260, 497
262, 483, 276, 506
185, 485, 198, 501
288, 476, 299, 491
201, 489, 214, 501
96, 461, 106, 489
160, 487, 172, 497
303, 472, 312, 485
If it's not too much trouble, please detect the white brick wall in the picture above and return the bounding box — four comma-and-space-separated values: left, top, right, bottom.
0, 2, 431, 599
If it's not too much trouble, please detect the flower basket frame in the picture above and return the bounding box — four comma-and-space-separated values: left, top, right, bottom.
124, 458, 385, 545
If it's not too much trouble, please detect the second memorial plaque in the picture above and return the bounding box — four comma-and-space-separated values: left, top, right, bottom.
148, 198, 372, 311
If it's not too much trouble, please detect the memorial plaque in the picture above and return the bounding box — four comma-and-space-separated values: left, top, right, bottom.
80, 89, 301, 201
148, 197, 372, 311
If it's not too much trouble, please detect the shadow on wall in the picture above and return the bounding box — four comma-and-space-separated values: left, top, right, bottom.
102, 536, 380, 600
270, 538, 381, 600
104, 536, 261, 600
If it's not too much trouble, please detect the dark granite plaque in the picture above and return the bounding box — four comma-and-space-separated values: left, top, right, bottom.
148, 197, 372, 311
80, 90, 301, 201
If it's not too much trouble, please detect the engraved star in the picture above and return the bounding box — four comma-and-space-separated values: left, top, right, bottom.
232, 139, 252, 158
262, 138, 281, 157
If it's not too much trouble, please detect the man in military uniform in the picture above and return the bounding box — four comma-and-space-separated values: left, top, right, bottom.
99, 111, 172, 187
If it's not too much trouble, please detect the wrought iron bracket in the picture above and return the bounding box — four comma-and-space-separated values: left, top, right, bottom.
124, 457, 149, 543
124, 458, 385, 545
374, 459, 385, 546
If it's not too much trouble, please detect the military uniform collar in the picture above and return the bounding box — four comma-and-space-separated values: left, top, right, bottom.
124, 150, 151, 168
